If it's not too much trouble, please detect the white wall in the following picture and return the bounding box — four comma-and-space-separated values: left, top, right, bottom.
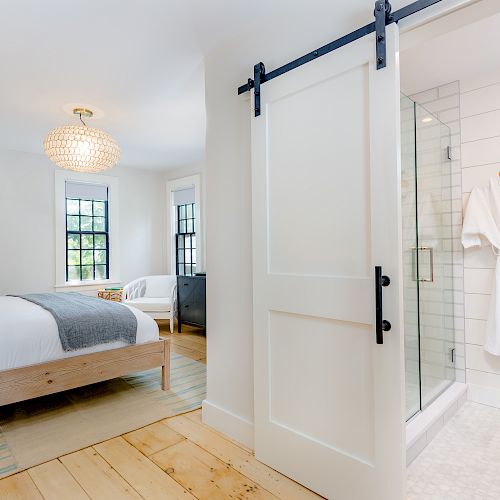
0, 149, 166, 294
0, 150, 57, 293
116, 164, 166, 285
460, 68, 500, 407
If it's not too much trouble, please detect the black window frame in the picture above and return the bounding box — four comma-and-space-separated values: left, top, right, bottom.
65, 197, 110, 282
176, 203, 196, 276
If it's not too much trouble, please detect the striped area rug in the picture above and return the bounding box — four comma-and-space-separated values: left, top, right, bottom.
0, 352, 206, 479
0, 432, 16, 477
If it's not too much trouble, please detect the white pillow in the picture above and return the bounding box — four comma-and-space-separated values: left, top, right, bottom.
144, 276, 172, 298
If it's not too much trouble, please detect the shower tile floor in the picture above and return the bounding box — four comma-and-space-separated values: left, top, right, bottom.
407, 401, 500, 500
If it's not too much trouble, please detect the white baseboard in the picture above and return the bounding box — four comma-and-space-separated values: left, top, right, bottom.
468, 383, 500, 408
202, 399, 254, 449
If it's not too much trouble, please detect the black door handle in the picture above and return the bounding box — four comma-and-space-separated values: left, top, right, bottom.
375, 266, 391, 344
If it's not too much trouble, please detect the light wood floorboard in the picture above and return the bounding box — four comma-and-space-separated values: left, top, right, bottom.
94, 437, 195, 499
27, 460, 90, 500
0, 324, 321, 499
159, 321, 206, 364
184, 410, 254, 454
151, 439, 277, 499
0, 471, 43, 499
124, 420, 186, 457
165, 413, 320, 500
0, 409, 320, 500
60, 448, 143, 500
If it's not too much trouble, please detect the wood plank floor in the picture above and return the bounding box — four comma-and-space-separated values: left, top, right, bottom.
159, 321, 207, 364
0, 410, 322, 499
0, 322, 321, 499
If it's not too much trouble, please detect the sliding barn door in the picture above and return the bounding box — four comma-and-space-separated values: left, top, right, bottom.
251, 24, 405, 500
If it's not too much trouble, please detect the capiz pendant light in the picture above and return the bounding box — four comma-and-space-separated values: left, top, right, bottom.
44, 108, 120, 173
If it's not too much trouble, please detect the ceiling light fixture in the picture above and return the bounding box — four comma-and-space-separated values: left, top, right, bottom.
44, 108, 120, 173
421, 117, 433, 123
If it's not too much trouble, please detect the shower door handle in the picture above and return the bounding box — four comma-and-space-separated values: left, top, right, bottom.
375, 266, 391, 345
411, 246, 434, 282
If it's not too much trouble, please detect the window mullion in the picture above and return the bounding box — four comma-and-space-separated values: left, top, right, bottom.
66, 196, 109, 283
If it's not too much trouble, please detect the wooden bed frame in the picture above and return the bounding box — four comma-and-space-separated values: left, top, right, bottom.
0, 338, 170, 406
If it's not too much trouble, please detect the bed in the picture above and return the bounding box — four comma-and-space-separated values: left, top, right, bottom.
0, 296, 170, 406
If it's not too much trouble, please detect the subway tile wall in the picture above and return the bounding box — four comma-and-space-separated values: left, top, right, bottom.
460, 68, 500, 408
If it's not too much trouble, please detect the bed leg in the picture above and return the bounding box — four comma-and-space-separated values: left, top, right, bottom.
161, 338, 170, 391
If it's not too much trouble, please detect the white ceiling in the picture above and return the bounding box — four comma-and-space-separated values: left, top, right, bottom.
2, 0, 332, 170
0, 1, 221, 170
1, 0, 482, 170
400, 4, 500, 95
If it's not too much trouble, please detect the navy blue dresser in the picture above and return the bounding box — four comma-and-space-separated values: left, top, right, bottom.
177, 274, 206, 333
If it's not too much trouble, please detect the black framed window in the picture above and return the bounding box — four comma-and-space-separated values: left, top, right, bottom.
176, 203, 196, 276
66, 197, 109, 281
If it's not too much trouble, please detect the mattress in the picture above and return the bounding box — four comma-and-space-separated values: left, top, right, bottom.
0, 296, 160, 371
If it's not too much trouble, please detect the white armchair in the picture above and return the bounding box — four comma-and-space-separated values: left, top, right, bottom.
122, 275, 177, 333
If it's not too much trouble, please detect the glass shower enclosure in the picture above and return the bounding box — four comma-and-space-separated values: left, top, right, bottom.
401, 94, 456, 420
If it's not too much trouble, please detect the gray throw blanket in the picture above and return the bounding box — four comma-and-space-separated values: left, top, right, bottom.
11, 292, 137, 351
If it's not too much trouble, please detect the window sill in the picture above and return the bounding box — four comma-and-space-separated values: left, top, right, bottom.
54, 280, 121, 292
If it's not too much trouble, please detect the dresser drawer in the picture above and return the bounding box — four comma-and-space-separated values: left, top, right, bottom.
177, 275, 206, 330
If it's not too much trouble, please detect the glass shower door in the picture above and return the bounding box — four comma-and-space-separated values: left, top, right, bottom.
401, 95, 456, 420
401, 95, 420, 419
415, 104, 456, 409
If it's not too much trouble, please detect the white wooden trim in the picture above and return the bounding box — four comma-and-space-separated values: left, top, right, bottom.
166, 174, 203, 274
202, 399, 255, 449
398, 0, 476, 34
400, 0, 499, 55
54, 280, 122, 292
55, 170, 120, 288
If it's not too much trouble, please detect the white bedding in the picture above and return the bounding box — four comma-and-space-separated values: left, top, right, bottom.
0, 296, 159, 371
